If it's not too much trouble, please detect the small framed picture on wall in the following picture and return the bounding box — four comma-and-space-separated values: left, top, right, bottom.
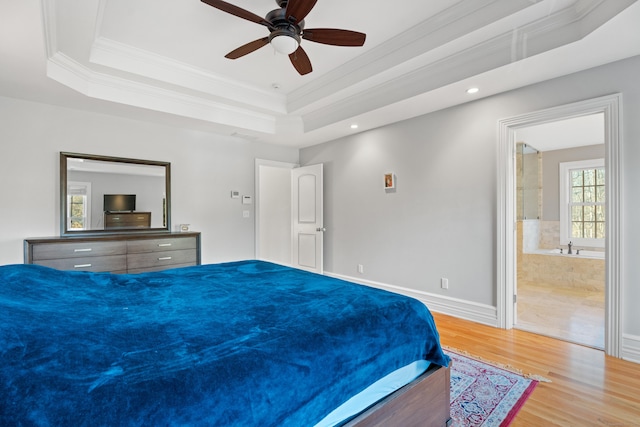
384, 173, 395, 189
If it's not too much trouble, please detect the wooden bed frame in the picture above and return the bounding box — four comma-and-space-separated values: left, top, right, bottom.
345, 363, 451, 427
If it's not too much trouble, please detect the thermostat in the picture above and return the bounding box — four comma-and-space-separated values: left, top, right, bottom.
242, 195, 252, 205
231, 191, 240, 199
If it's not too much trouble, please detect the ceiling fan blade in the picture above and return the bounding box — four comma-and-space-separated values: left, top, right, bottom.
285, 0, 317, 23
289, 46, 313, 75
201, 0, 271, 28
225, 37, 270, 59
302, 28, 366, 46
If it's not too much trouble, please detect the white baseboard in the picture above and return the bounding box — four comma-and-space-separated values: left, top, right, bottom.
621, 334, 640, 364
326, 272, 498, 327
325, 271, 640, 365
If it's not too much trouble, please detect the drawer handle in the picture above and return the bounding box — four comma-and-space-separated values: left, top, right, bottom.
136, 216, 145, 220
74, 264, 92, 268
158, 256, 172, 261
74, 248, 92, 253
158, 243, 172, 247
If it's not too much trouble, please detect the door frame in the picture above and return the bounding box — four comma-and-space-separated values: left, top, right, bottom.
496, 93, 622, 357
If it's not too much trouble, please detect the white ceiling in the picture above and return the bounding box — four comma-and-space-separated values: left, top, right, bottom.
1, 0, 639, 148
516, 113, 604, 152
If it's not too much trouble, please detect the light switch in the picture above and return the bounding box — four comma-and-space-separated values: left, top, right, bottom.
243, 210, 250, 218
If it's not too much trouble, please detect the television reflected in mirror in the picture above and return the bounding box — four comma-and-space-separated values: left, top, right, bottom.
60, 152, 171, 235
104, 194, 136, 212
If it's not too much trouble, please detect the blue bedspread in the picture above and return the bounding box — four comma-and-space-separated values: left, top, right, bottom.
0, 261, 449, 426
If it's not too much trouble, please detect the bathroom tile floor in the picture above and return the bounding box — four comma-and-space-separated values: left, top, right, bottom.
515, 280, 605, 349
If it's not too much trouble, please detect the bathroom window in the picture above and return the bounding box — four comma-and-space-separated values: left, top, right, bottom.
559, 159, 605, 248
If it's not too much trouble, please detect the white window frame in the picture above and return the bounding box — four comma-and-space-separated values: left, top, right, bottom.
67, 181, 92, 230
559, 158, 605, 248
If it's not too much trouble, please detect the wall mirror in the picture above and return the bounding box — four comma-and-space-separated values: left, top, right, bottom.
60, 152, 171, 236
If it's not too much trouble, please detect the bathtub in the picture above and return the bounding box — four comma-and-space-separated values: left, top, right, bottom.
545, 248, 605, 259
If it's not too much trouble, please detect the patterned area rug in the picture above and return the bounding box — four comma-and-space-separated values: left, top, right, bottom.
449, 351, 539, 427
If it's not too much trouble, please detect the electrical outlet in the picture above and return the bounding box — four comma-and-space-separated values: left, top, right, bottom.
357, 264, 364, 274
441, 278, 449, 289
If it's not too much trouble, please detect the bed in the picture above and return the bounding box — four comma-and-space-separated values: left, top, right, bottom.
0, 260, 450, 426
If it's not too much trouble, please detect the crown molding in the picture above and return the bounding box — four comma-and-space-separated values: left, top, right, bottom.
46, 52, 277, 134
41, 0, 278, 133
89, 37, 287, 114
300, 0, 637, 132
38, 0, 637, 139
40, 0, 58, 58
286, 0, 543, 113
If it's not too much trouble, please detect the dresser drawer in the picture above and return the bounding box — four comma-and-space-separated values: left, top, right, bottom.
127, 237, 197, 253
127, 262, 196, 275
33, 255, 127, 273
127, 249, 197, 270
105, 212, 151, 229
31, 241, 126, 260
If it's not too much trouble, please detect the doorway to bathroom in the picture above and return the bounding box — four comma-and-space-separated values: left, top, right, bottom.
513, 116, 605, 349
497, 94, 622, 358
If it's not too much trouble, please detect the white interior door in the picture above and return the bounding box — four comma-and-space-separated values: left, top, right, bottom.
291, 164, 324, 274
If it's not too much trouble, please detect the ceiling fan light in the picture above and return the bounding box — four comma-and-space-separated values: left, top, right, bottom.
271, 34, 299, 55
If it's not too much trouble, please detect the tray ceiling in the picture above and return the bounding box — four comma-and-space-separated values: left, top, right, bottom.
2, 0, 639, 147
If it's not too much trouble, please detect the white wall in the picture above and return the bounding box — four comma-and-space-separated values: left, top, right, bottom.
300, 55, 640, 340
0, 96, 298, 264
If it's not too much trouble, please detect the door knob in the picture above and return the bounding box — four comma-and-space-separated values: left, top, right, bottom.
316, 227, 326, 232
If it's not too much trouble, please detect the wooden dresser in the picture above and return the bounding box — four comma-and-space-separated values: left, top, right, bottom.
24, 232, 201, 274
104, 212, 151, 230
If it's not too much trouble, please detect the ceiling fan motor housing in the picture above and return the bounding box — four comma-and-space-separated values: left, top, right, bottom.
266, 8, 303, 47
266, 8, 304, 31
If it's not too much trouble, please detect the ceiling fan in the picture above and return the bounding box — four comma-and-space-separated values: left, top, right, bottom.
201, 0, 366, 75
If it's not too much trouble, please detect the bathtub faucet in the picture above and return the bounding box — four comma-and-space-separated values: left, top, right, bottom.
567, 241, 573, 254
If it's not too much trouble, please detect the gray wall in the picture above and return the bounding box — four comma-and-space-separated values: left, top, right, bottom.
300, 98, 498, 306
300, 55, 640, 338
541, 144, 605, 221
0, 96, 299, 264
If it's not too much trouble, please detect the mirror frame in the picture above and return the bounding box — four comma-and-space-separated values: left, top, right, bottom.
60, 152, 171, 236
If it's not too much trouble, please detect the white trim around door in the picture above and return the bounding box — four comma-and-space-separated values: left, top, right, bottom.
497, 93, 622, 358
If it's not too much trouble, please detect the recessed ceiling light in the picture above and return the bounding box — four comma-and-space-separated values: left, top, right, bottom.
466, 87, 479, 94
350, 124, 359, 129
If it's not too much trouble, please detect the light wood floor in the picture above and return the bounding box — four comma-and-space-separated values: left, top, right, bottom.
432, 312, 640, 426
516, 280, 605, 349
